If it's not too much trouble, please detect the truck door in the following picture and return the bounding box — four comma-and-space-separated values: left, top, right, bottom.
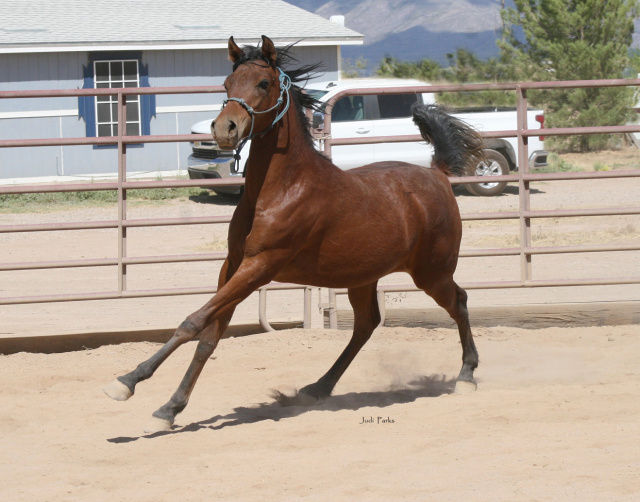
371, 93, 433, 167
327, 95, 376, 169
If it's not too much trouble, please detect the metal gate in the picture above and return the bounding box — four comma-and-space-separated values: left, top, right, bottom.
1, 79, 639, 331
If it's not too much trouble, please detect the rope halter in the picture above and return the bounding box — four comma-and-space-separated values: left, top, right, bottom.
221, 66, 292, 161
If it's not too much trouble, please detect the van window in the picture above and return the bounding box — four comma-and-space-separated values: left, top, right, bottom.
377, 93, 423, 119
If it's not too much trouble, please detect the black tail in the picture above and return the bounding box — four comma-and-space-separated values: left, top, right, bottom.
412, 104, 485, 176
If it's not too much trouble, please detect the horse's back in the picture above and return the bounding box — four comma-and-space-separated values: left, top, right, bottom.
310, 161, 461, 272
347, 160, 448, 187
340, 161, 457, 215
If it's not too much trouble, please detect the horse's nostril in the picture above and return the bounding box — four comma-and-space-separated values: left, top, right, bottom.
228, 120, 236, 132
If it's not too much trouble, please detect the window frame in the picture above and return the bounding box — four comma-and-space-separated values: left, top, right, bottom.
329, 93, 423, 122
93, 59, 142, 138
372, 93, 424, 120
78, 51, 155, 149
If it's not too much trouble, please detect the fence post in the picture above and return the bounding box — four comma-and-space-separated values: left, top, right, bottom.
516, 85, 532, 284
117, 92, 127, 295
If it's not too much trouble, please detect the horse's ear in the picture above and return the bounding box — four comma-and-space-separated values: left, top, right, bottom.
228, 36, 243, 64
261, 35, 277, 67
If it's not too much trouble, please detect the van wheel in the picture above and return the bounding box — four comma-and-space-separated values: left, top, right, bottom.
465, 149, 510, 196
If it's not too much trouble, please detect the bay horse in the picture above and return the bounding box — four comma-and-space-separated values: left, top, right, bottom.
104, 35, 484, 433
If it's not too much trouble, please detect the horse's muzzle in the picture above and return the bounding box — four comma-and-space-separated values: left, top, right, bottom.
211, 117, 239, 150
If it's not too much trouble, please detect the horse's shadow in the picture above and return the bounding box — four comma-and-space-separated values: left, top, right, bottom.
453, 184, 545, 197
107, 374, 455, 443
188, 192, 240, 207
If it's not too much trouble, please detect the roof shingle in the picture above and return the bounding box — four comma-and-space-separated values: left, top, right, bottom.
0, 0, 362, 52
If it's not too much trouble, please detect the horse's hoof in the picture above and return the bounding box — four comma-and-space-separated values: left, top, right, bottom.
144, 416, 173, 433
454, 379, 477, 394
293, 390, 321, 407
103, 379, 133, 401
271, 388, 321, 407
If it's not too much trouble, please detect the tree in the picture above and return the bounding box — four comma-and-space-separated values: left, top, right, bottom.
377, 56, 442, 82
500, 0, 640, 151
377, 50, 517, 107
341, 57, 369, 78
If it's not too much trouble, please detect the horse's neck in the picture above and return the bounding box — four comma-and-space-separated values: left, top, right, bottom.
244, 104, 314, 196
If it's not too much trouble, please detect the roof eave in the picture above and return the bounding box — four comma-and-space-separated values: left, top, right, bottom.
0, 37, 364, 54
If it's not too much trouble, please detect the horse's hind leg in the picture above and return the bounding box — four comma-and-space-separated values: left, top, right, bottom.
418, 277, 478, 393
297, 282, 380, 401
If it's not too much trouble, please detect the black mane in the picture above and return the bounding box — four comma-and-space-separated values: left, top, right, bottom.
232, 42, 324, 147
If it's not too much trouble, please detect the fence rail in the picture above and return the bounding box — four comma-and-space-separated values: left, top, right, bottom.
317, 78, 640, 326
1, 79, 640, 330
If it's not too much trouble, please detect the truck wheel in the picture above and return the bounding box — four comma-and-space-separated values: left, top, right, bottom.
465, 149, 510, 196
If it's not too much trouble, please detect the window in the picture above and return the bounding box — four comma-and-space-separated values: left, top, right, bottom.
78, 51, 155, 144
94, 60, 141, 137
331, 96, 365, 122
377, 93, 423, 119
327, 93, 424, 123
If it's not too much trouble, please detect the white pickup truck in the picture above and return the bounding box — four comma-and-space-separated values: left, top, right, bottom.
187, 78, 547, 196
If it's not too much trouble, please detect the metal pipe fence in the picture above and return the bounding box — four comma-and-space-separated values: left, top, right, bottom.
1, 79, 639, 330
319, 78, 640, 327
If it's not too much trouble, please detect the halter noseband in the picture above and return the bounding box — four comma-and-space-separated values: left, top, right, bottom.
222, 65, 292, 161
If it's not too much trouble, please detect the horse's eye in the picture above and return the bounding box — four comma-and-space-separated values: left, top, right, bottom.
258, 79, 269, 90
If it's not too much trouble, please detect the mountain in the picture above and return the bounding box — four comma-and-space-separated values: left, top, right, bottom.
285, 0, 506, 72
285, 0, 640, 74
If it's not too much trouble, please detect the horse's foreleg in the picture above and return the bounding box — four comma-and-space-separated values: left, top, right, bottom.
298, 282, 380, 401
144, 251, 288, 431
103, 319, 202, 401
103, 259, 236, 402
104, 197, 254, 403
144, 315, 231, 433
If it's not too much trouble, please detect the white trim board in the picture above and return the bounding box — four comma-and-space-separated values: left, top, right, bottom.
1, 169, 185, 186
0, 38, 363, 54
0, 105, 221, 119
156, 104, 221, 113
0, 109, 78, 119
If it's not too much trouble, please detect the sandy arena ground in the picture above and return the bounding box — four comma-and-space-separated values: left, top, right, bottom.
1, 157, 639, 500
1, 325, 639, 501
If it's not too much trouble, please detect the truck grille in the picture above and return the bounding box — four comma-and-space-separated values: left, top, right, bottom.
192, 148, 230, 160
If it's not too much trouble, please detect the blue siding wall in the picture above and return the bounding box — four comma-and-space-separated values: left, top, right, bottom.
0, 46, 339, 180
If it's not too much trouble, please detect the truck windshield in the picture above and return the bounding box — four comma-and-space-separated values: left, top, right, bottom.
306, 89, 329, 100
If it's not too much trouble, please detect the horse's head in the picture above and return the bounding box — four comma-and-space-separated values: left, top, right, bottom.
212, 35, 286, 150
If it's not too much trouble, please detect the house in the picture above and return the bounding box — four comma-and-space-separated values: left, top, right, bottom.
0, 0, 362, 181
